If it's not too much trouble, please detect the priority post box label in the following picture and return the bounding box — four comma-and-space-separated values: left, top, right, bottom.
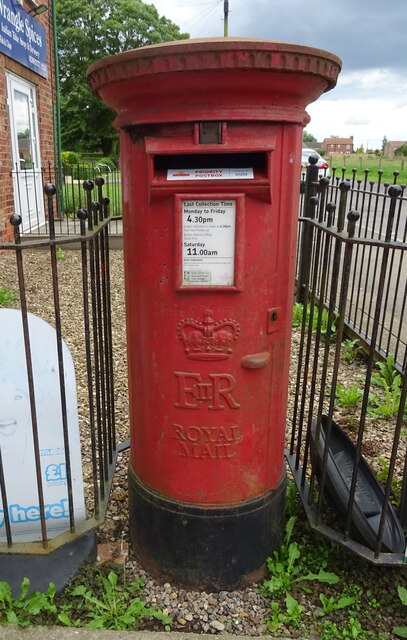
182, 200, 236, 286
168, 168, 254, 180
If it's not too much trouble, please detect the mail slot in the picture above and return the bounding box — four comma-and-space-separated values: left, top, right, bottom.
87, 38, 341, 590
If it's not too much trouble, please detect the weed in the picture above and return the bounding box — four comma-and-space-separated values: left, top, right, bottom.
0, 286, 17, 308
292, 302, 338, 339
284, 482, 337, 572
267, 593, 303, 633
340, 582, 363, 611
261, 516, 338, 599
0, 578, 56, 627
342, 338, 364, 364
368, 377, 403, 418
315, 592, 358, 616
285, 479, 301, 518
367, 597, 381, 609
318, 616, 378, 639
376, 458, 402, 506
58, 570, 171, 631
297, 532, 337, 577
394, 586, 407, 638
292, 302, 305, 327
320, 307, 339, 341
368, 356, 405, 417
262, 493, 388, 639
372, 355, 399, 388
335, 383, 363, 407
56, 247, 66, 260
314, 583, 382, 639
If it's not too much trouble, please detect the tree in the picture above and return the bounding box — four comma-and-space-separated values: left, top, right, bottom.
395, 144, 407, 157
303, 130, 317, 143
56, 0, 189, 155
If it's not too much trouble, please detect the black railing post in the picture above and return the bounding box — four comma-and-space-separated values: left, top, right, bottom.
95, 177, 105, 224
45, 183, 76, 533
290, 195, 319, 461
83, 180, 94, 231
297, 155, 319, 303
9, 213, 49, 547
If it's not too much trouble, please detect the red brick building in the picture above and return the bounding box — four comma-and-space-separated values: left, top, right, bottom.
322, 136, 354, 154
0, 0, 56, 241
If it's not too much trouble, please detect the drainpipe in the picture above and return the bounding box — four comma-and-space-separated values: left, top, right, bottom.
51, 0, 63, 215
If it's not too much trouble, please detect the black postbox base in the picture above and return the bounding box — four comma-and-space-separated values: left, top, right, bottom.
0, 530, 97, 597
128, 467, 286, 591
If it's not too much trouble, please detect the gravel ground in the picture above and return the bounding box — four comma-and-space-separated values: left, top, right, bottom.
1, 246, 407, 637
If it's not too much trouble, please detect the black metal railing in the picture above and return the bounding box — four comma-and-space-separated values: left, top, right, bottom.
10, 162, 122, 236
0, 181, 128, 554
4, 158, 407, 566
298, 162, 407, 370
290, 162, 407, 564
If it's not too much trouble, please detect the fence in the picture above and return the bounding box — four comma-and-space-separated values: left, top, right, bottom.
1, 163, 407, 577
0, 180, 128, 589
289, 159, 407, 564
298, 163, 407, 368
11, 162, 122, 236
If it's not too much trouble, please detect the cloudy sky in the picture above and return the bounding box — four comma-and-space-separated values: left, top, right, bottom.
150, 0, 407, 150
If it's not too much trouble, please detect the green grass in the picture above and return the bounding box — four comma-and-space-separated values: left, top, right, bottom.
0, 286, 17, 307
59, 173, 122, 218
325, 153, 407, 184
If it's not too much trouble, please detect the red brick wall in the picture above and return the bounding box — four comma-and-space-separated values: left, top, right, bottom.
0, 5, 55, 241
321, 140, 354, 154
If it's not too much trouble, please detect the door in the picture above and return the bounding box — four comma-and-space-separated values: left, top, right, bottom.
7, 73, 44, 233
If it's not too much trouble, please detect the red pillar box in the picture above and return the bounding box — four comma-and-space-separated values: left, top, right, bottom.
88, 39, 341, 590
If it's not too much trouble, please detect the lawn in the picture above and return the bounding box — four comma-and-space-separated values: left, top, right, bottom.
58, 171, 122, 218
325, 153, 407, 184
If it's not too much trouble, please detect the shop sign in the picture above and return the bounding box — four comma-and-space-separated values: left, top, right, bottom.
0, 0, 47, 78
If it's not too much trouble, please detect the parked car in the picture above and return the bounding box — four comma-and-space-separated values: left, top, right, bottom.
301, 148, 330, 178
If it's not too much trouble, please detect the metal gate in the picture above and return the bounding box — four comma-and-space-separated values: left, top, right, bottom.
288, 158, 407, 564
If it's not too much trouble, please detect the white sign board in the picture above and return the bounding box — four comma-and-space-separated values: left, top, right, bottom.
182, 199, 236, 286
0, 309, 86, 542
168, 168, 254, 181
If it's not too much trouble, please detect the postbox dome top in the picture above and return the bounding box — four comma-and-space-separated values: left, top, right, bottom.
87, 38, 342, 128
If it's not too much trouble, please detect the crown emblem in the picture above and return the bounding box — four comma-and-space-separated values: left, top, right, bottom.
177, 309, 240, 360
